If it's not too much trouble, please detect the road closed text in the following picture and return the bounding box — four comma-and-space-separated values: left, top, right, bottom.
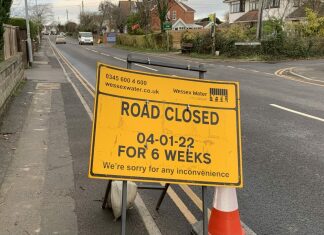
89, 64, 242, 187
121, 100, 219, 125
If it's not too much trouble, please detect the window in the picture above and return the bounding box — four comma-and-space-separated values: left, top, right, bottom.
249, 0, 258, 10
240, 0, 246, 12
172, 11, 177, 20
264, 0, 280, 8
166, 11, 170, 20
231, 1, 245, 13
293, 0, 300, 7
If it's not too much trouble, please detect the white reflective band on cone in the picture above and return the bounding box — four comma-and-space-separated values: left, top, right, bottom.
213, 187, 238, 212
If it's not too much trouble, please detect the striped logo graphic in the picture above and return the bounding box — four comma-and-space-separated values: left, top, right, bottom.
210, 88, 228, 102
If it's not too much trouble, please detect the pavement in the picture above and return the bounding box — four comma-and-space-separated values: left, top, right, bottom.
0, 40, 80, 234
291, 63, 324, 81
0, 36, 323, 235
0, 39, 147, 234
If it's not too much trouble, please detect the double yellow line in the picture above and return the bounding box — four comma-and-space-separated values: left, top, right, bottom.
49, 39, 207, 226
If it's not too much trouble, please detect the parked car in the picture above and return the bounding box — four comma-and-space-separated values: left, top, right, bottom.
55, 35, 66, 44
78, 32, 93, 45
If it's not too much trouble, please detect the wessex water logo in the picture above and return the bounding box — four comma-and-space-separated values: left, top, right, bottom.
210, 88, 228, 102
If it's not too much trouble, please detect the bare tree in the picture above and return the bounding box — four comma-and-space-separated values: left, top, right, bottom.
30, 3, 54, 25
223, 11, 230, 23
65, 21, 78, 33
98, 0, 117, 33
261, 0, 293, 21
79, 12, 100, 32
155, 0, 170, 32
113, 6, 128, 33
138, 0, 153, 33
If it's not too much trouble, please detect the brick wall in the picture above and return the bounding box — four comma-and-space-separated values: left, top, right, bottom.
0, 53, 24, 112
151, 0, 195, 31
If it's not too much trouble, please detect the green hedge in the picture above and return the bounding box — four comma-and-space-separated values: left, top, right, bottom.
8, 18, 38, 39
117, 33, 173, 50
180, 28, 324, 59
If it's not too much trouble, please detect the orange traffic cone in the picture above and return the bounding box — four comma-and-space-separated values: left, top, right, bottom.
208, 187, 245, 235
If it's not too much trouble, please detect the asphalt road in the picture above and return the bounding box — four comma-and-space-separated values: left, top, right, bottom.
51, 36, 324, 235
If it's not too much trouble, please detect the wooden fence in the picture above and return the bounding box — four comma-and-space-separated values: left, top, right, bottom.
3, 24, 19, 60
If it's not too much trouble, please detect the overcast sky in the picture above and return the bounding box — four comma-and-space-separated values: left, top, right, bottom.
11, 0, 228, 24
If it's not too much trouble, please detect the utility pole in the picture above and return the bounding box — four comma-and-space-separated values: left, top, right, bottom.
24, 0, 33, 64
211, 13, 216, 55
35, 0, 40, 43
256, 0, 264, 40
66, 9, 69, 21
82, 0, 84, 14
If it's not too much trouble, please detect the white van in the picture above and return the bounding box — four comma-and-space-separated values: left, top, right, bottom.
78, 32, 94, 45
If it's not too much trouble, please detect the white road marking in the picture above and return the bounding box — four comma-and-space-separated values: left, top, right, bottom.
50, 43, 93, 119
237, 68, 247, 71
135, 63, 158, 71
135, 195, 162, 235
52, 38, 257, 233
85, 48, 91, 50
270, 104, 324, 122
90, 49, 98, 53
162, 184, 197, 225
289, 68, 324, 83
50, 39, 162, 235
53, 43, 95, 95
265, 72, 274, 76
113, 56, 127, 62
227, 65, 235, 68
250, 70, 259, 73
100, 53, 110, 57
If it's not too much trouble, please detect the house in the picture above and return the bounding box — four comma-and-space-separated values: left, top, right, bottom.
150, 0, 201, 31
195, 17, 222, 29
286, 1, 324, 22
223, 0, 304, 24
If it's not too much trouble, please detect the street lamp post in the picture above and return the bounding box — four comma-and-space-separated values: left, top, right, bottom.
24, 0, 33, 64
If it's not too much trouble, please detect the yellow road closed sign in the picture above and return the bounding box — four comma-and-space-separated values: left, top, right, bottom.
89, 63, 243, 187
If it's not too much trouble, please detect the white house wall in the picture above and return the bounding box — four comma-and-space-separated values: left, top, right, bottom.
226, 0, 298, 23
229, 12, 245, 23
262, 1, 297, 20
228, 0, 250, 23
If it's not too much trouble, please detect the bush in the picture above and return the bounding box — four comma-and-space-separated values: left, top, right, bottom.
117, 33, 172, 50
181, 31, 196, 44
8, 18, 38, 39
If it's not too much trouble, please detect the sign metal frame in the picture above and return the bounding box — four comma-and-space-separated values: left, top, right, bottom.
94, 54, 242, 235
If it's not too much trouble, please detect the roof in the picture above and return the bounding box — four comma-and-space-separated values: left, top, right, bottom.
172, 18, 202, 29
151, 0, 195, 12
234, 10, 258, 23
286, 3, 324, 19
172, 18, 187, 28
178, 1, 195, 12
186, 23, 203, 28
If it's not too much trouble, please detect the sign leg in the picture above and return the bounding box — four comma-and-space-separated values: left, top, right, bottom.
155, 183, 170, 211
202, 186, 208, 235
102, 180, 112, 209
121, 180, 128, 235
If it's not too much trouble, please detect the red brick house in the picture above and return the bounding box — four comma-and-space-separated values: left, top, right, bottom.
150, 0, 198, 31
